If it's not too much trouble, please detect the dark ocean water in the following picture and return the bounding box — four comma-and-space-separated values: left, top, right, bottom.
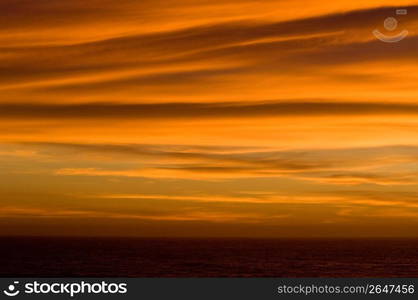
0, 237, 417, 277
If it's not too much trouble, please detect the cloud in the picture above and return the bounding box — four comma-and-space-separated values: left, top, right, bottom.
0, 5, 417, 95
99, 192, 418, 211
2, 1, 418, 237
25, 142, 417, 185
0, 205, 273, 223
4, 101, 418, 120
297, 171, 418, 185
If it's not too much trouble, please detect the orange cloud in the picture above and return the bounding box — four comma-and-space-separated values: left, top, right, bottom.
2, 1, 418, 237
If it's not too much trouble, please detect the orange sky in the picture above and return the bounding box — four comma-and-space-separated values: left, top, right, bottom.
1, 1, 418, 237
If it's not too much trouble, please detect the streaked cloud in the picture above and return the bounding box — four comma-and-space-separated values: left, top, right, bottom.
4, 101, 418, 120
1, 0, 418, 237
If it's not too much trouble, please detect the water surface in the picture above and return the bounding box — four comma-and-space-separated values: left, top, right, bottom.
0, 237, 417, 277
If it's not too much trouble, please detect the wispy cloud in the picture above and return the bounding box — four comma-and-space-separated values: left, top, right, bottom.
2, 1, 418, 236
3, 101, 418, 120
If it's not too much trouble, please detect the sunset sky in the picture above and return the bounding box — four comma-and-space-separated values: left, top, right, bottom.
1, 0, 418, 237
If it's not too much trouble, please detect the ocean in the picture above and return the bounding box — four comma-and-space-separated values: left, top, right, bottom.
0, 237, 417, 277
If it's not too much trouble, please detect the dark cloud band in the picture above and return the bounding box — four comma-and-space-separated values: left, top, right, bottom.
2, 101, 418, 119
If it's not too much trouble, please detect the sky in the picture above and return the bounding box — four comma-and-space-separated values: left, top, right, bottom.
1, 0, 418, 237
